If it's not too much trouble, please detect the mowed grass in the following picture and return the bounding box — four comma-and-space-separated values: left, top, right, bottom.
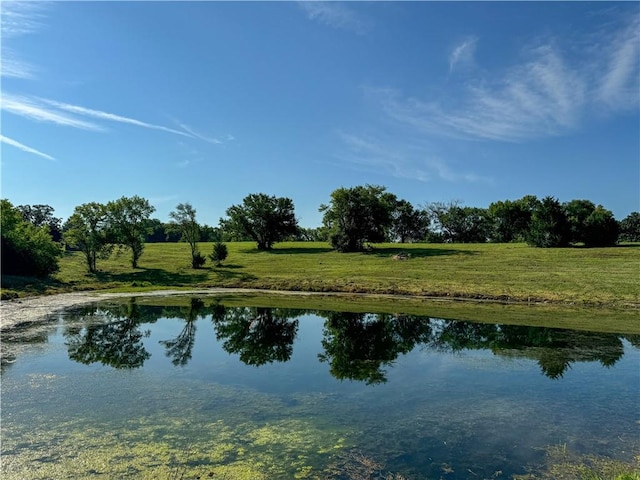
4, 241, 639, 307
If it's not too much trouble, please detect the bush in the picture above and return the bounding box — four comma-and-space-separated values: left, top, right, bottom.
191, 252, 206, 269
209, 242, 228, 266
1, 199, 61, 277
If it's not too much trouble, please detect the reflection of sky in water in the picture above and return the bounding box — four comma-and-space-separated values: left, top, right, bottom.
2, 306, 639, 479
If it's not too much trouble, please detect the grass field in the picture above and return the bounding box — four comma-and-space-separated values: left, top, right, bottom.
3, 241, 639, 308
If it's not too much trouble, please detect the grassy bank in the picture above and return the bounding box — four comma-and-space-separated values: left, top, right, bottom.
2, 241, 639, 307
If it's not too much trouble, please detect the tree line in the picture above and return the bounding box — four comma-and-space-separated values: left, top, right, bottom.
2, 186, 639, 276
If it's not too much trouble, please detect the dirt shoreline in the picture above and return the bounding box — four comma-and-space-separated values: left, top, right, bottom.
0, 288, 314, 330
2, 287, 637, 332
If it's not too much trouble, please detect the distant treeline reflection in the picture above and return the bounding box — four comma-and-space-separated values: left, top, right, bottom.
58, 298, 639, 382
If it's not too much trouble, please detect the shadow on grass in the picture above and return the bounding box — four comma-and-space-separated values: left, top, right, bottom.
1, 274, 67, 297
94, 268, 209, 286
241, 246, 334, 254
366, 246, 478, 258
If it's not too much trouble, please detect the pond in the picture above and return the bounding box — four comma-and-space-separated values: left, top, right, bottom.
1, 296, 639, 479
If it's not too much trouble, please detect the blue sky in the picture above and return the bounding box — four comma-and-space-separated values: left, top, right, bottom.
2, 1, 638, 228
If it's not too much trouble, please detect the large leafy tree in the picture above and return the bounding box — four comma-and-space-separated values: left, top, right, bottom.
526, 196, 571, 248
427, 201, 491, 243
390, 199, 429, 243
222, 193, 299, 250
63, 202, 113, 273
169, 203, 204, 268
107, 195, 155, 268
563, 199, 596, 244
582, 206, 619, 247
619, 212, 640, 242
320, 185, 396, 252
17, 204, 63, 242
1, 199, 61, 277
487, 196, 538, 243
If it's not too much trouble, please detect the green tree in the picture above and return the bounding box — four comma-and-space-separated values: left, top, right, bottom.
428, 201, 491, 243
17, 204, 63, 242
209, 242, 228, 266
618, 212, 640, 242
320, 185, 396, 252
390, 199, 429, 243
563, 199, 596, 244
169, 203, 204, 268
222, 193, 299, 250
107, 195, 155, 268
526, 196, 571, 248
1, 199, 61, 277
63, 202, 113, 273
488, 196, 537, 243
582, 206, 619, 247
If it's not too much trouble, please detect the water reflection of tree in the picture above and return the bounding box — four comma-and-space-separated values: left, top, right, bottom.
431, 321, 626, 379
211, 306, 302, 366
159, 298, 205, 366
64, 298, 152, 369
318, 312, 432, 385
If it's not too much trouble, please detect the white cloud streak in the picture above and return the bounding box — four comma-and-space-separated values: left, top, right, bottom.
449, 37, 478, 73
337, 132, 489, 184
298, 2, 371, 35
40, 98, 193, 138
1, 93, 215, 140
2, 93, 104, 131
0, 1, 47, 39
374, 14, 639, 143
1, 50, 37, 79
0, 134, 55, 161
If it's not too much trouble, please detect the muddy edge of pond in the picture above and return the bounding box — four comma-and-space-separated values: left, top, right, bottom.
1, 288, 637, 332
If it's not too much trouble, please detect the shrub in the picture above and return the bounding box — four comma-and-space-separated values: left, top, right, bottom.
209, 242, 228, 266
191, 252, 206, 269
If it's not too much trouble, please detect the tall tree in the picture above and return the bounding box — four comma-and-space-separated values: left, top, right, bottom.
427, 201, 491, 243
526, 196, 571, 248
390, 199, 429, 243
169, 203, 203, 268
17, 204, 63, 242
107, 196, 155, 268
320, 185, 396, 252
64, 202, 113, 273
222, 193, 299, 250
619, 212, 640, 242
488, 196, 537, 243
582, 206, 619, 247
563, 199, 596, 244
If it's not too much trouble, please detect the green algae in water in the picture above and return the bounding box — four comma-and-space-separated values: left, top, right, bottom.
2, 414, 350, 479
2, 300, 640, 479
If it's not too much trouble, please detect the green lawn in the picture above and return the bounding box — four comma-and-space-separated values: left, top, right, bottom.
3, 241, 639, 307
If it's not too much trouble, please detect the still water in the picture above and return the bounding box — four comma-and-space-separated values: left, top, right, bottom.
1, 297, 638, 479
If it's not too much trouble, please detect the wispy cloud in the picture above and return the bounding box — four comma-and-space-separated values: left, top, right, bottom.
0, 134, 55, 161
171, 119, 235, 145
2, 93, 104, 131
449, 37, 478, 73
336, 132, 489, 184
298, 2, 372, 35
1, 93, 209, 139
1, 2, 49, 79
1, 49, 37, 79
0, 1, 47, 39
373, 13, 638, 143
40, 98, 193, 137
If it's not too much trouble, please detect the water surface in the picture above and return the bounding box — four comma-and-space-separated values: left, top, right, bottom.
2, 297, 638, 479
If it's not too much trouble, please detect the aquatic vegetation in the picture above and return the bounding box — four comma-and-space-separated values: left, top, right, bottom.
1, 414, 351, 479
514, 445, 640, 480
